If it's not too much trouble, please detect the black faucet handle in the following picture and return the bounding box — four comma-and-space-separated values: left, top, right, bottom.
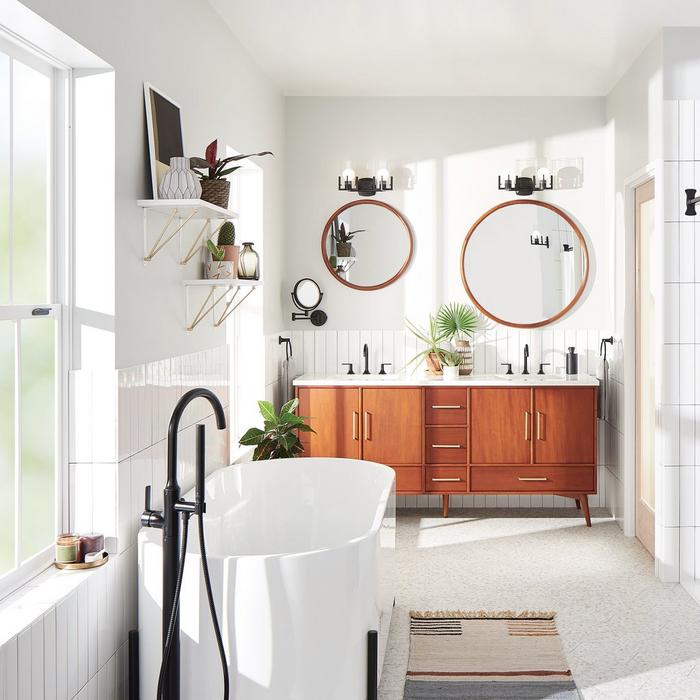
500, 362, 513, 375
141, 484, 164, 529
538, 362, 551, 375
144, 484, 152, 511
341, 362, 355, 375
379, 363, 392, 375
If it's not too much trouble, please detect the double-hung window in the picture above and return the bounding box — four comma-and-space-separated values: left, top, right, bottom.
0, 35, 68, 595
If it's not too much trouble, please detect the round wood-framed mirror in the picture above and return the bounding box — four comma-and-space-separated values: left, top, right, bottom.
321, 200, 414, 291
460, 200, 589, 328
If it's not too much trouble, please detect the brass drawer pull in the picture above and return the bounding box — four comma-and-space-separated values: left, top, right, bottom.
352, 411, 359, 440
364, 411, 371, 441
431, 405, 462, 409
431, 477, 462, 482
524, 411, 531, 440
431, 444, 462, 449
536, 411, 544, 440
518, 477, 548, 482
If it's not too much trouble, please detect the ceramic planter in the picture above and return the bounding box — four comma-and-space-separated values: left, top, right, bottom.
205, 261, 235, 279
336, 242, 353, 258
442, 366, 460, 381
455, 339, 474, 375
158, 157, 202, 199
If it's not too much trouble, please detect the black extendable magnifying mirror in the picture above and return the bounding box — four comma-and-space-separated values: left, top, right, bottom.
291, 278, 327, 326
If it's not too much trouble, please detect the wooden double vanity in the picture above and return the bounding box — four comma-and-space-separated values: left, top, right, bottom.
295, 375, 598, 525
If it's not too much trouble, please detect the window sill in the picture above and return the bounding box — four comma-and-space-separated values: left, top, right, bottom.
0, 553, 115, 647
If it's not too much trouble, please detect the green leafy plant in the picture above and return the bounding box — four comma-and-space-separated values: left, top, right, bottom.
405, 315, 449, 373
239, 398, 315, 460
331, 221, 365, 244
206, 239, 225, 261
190, 139, 273, 181
441, 350, 463, 367
436, 302, 481, 341
218, 221, 236, 246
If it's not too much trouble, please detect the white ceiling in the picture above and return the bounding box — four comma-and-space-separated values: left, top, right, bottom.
210, 0, 700, 96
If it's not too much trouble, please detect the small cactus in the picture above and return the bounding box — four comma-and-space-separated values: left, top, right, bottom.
218, 221, 236, 246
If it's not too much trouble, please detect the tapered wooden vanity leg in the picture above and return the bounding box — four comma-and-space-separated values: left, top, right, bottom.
575, 498, 581, 510
442, 494, 449, 518
580, 495, 591, 527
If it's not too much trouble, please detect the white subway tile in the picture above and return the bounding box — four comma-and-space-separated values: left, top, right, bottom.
679, 161, 696, 221
680, 526, 695, 587
680, 284, 694, 343
680, 223, 694, 282
17, 627, 31, 700
680, 345, 695, 404
680, 466, 695, 526
665, 99, 679, 160
680, 405, 695, 465
55, 600, 67, 700
659, 526, 680, 582
77, 583, 89, 689
663, 284, 679, 342
664, 223, 680, 283
661, 345, 679, 404
665, 160, 680, 222
43, 609, 57, 700
662, 405, 680, 465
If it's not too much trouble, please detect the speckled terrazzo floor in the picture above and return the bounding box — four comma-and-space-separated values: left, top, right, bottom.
378, 509, 700, 700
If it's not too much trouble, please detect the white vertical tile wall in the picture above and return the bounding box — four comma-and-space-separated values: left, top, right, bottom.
0, 345, 229, 699
271, 328, 616, 511
663, 99, 700, 592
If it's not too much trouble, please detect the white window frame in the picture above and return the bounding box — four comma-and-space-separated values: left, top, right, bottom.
0, 32, 72, 599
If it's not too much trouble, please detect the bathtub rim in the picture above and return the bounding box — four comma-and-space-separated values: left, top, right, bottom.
140, 457, 396, 560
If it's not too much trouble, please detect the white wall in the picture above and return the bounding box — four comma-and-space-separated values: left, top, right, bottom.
21, 0, 286, 369
285, 96, 609, 331
604, 33, 664, 537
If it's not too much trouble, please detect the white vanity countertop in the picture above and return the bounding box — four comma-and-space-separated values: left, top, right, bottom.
293, 373, 600, 387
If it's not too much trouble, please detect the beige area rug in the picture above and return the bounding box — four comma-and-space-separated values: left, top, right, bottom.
404, 611, 581, 699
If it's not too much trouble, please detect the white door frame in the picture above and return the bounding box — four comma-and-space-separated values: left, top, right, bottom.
622, 162, 664, 559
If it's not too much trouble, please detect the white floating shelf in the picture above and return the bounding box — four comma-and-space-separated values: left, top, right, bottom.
138, 199, 238, 264
137, 198, 239, 220
183, 279, 262, 331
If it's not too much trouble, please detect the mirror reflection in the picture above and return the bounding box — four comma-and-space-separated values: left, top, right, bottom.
322, 201, 413, 290
462, 201, 588, 327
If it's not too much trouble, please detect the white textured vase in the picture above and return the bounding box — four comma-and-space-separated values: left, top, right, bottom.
158, 157, 202, 199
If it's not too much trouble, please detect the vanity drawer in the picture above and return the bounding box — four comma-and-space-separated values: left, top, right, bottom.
425, 427, 468, 464
470, 466, 595, 493
426, 467, 468, 492
425, 388, 468, 425
389, 466, 424, 493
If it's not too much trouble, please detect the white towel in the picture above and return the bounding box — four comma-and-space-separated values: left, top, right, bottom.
596, 356, 608, 420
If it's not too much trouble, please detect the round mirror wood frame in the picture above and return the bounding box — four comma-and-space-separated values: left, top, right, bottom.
460, 200, 590, 329
321, 200, 414, 291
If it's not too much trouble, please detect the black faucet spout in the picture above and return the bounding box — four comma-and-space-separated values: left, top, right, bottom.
523, 344, 530, 375
362, 343, 370, 374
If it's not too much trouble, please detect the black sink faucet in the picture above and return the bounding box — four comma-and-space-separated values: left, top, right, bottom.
523, 344, 529, 375
363, 343, 370, 374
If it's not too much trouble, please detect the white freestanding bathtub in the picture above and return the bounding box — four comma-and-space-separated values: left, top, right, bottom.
138, 457, 396, 700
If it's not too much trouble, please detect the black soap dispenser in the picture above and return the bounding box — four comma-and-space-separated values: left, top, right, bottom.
566, 347, 578, 375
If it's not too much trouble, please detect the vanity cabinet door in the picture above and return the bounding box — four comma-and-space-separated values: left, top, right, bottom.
470, 388, 532, 464
296, 387, 361, 459
361, 388, 422, 465
533, 387, 596, 465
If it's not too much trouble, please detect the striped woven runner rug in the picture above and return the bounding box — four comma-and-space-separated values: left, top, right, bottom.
404, 611, 581, 699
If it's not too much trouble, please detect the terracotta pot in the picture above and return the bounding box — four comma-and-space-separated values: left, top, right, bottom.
221, 244, 240, 271
426, 352, 443, 375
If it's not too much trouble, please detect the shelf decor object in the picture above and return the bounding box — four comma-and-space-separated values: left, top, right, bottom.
138, 199, 238, 264
237, 242, 260, 280
158, 157, 202, 199
184, 279, 261, 331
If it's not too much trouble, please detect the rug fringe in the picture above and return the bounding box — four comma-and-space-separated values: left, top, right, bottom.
410, 609, 557, 620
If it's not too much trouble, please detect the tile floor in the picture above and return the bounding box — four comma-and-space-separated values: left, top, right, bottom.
378, 509, 700, 699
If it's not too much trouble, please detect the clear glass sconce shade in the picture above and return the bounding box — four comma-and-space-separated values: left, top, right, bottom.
238, 242, 260, 280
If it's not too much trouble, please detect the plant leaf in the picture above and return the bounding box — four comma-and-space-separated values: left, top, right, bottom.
280, 398, 298, 415
216, 166, 243, 178
258, 400, 277, 424
190, 157, 212, 169
205, 140, 218, 165
239, 427, 264, 445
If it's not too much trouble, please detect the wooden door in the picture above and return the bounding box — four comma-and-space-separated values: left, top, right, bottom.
296, 387, 361, 458
362, 388, 422, 464
635, 177, 655, 555
470, 388, 531, 464
533, 388, 596, 464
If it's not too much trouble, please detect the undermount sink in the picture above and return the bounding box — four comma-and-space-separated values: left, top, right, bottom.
331, 373, 401, 381
494, 373, 565, 382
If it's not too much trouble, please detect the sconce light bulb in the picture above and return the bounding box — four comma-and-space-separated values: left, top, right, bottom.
342, 168, 355, 183
376, 167, 390, 185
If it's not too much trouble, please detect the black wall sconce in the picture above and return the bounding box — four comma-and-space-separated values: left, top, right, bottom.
530, 233, 550, 248
562, 243, 573, 252
338, 168, 393, 197
499, 174, 553, 196
685, 188, 700, 216
291, 278, 327, 326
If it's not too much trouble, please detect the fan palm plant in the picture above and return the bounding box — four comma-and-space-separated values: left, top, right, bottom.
436, 302, 481, 341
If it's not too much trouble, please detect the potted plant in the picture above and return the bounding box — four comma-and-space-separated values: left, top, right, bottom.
441, 350, 463, 380
332, 222, 364, 258
239, 398, 315, 460
205, 239, 234, 279
217, 220, 239, 268
436, 302, 482, 376
190, 140, 273, 209
405, 315, 449, 375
